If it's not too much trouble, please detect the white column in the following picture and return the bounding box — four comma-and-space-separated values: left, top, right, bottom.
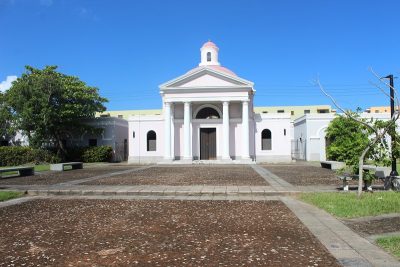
164, 102, 172, 160
222, 101, 230, 160
183, 101, 192, 160
242, 100, 250, 159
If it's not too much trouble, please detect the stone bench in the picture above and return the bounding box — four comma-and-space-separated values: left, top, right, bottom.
338, 166, 390, 191
338, 174, 359, 191
0, 166, 34, 178
50, 162, 83, 171
320, 160, 345, 170
362, 165, 391, 178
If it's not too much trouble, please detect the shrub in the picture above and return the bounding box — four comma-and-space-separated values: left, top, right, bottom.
64, 147, 86, 162
82, 146, 113, 163
0, 146, 60, 166
31, 149, 60, 164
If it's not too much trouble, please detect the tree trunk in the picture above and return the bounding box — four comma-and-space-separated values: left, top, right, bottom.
358, 146, 371, 197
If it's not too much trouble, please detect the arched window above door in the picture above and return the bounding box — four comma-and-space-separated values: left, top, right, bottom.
195, 107, 221, 119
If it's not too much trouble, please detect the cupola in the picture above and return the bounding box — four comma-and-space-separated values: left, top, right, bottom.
199, 41, 220, 66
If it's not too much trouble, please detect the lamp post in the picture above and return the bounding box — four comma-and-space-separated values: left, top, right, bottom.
383, 74, 398, 176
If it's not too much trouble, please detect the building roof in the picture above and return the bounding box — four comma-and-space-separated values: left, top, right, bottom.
202, 41, 218, 49
186, 65, 237, 77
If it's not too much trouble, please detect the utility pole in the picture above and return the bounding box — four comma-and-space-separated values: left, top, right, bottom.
384, 74, 398, 176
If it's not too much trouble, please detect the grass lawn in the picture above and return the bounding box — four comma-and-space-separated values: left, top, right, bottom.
33, 164, 50, 172
0, 191, 24, 202
299, 192, 400, 218
0, 164, 49, 173
376, 236, 400, 258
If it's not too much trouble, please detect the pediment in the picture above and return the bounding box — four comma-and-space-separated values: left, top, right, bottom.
160, 67, 253, 90
177, 73, 240, 87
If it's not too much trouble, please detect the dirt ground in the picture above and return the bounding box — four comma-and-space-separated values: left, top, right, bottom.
83, 165, 268, 186
0, 199, 339, 267
343, 216, 400, 236
0, 166, 133, 185
263, 164, 384, 188
262, 164, 339, 186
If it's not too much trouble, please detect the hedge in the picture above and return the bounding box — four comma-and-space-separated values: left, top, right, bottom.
0, 145, 113, 166
82, 146, 113, 163
0, 146, 60, 167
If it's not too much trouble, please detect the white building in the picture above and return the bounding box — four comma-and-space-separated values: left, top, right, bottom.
128, 41, 292, 164
293, 113, 398, 162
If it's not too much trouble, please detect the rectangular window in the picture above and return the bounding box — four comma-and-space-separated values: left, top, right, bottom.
317, 109, 329, 113
291, 111, 294, 115
304, 110, 310, 114
89, 139, 97, 147
118, 115, 123, 118
277, 110, 284, 113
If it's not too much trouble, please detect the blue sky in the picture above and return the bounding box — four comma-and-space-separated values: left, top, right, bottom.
1, 0, 399, 111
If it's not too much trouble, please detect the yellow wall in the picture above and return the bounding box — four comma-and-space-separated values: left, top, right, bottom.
254, 105, 334, 120
98, 105, 334, 120
365, 106, 398, 113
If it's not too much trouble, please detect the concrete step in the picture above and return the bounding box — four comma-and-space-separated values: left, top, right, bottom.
27, 189, 300, 197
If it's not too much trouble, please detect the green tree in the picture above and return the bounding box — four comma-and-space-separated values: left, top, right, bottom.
326, 113, 370, 168
326, 113, 396, 171
317, 72, 400, 197
0, 92, 16, 144
0, 92, 15, 142
5, 65, 107, 155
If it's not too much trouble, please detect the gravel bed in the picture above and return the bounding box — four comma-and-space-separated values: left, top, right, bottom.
0, 166, 134, 185
83, 165, 268, 186
0, 199, 339, 266
264, 164, 385, 187
263, 164, 338, 186
343, 216, 400, 236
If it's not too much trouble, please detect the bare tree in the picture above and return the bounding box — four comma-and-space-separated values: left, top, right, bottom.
315, 69, 400, 197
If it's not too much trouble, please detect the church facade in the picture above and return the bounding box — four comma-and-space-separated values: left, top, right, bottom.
128, 41, 292, 164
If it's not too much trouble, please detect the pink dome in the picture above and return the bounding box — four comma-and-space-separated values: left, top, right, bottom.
186, 65, 237, 77
202, 41, 218, 49
209, 65, 236, 76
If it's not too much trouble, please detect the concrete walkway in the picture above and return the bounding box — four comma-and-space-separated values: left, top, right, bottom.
282, 197, 400, 267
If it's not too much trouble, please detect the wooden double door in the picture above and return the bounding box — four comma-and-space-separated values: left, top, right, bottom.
200, 128, 216, 160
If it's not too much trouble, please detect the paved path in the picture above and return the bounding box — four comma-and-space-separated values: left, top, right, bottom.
251, 165, 295, 191
282, 196, 400, 267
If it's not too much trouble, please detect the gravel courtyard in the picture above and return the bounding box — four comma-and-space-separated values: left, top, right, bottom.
0, 166, 134, 186
0, 199, 339, 267
262, 164, 340, 186
83, 165, 268, 186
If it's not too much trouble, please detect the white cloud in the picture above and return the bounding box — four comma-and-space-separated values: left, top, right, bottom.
0, 75, 17, 92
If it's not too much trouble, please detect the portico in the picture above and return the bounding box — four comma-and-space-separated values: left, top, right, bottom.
162, 99, 251, 162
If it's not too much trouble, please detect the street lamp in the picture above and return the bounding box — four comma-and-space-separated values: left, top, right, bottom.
383, 74, 398, 176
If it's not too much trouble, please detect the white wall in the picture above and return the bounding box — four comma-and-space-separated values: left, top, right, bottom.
254, 113, 292, 162
293, 114, 334, 161
69, 117, 129, 162
128, 115, 164, 164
